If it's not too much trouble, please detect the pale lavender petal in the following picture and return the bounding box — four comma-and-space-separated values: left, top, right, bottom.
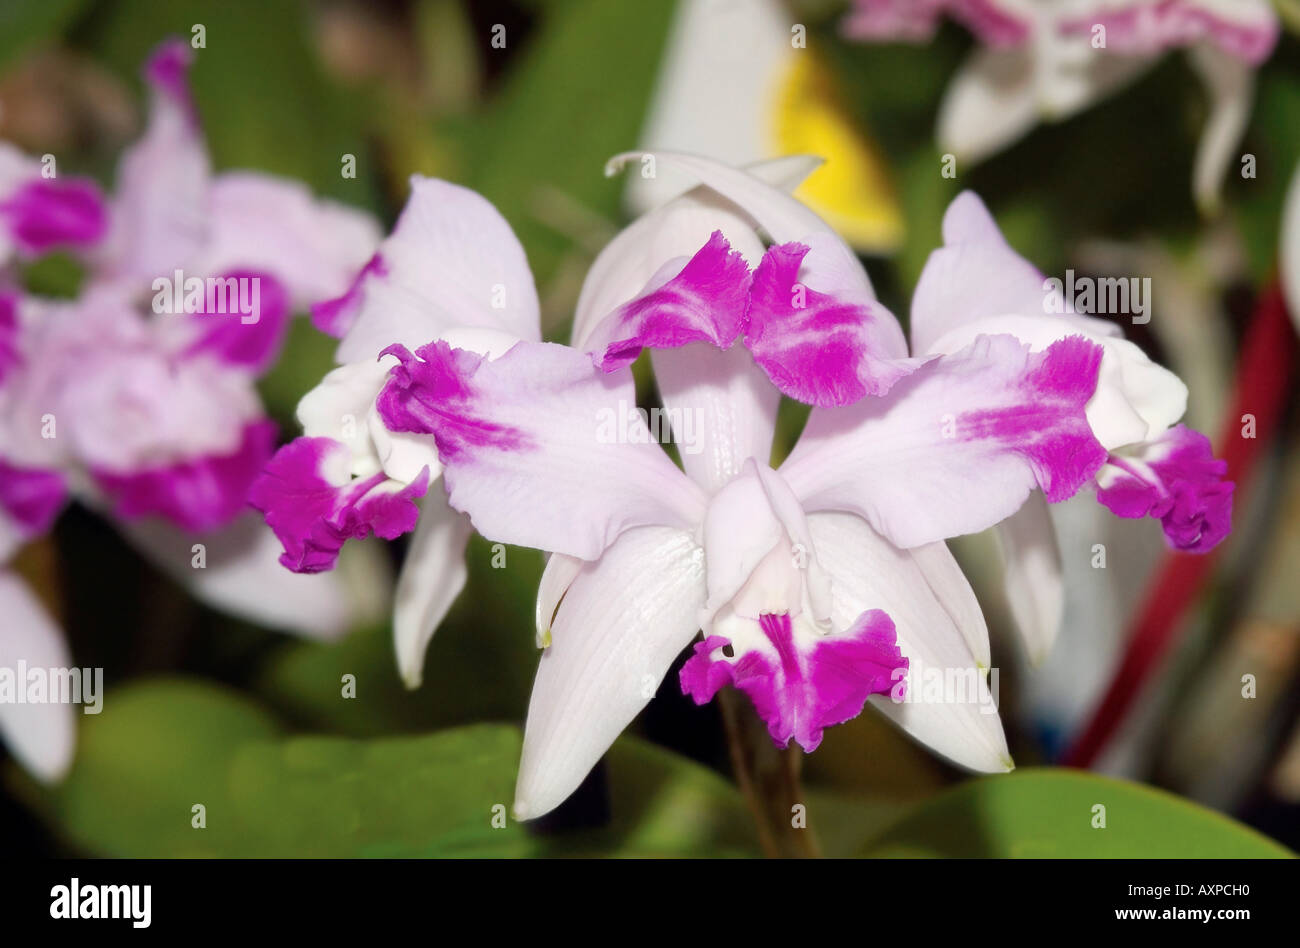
194, 171, 383, 313
94, 419, 277, 532
584, 230, 751, 371
249, 434, 429, 573
336, 176, 540, 363
515, 525, 706, 820
107, 37, 211, 280
781, 334, 1108, 549
911, 191, 1075, 355
1095, 424, 1232, 553
747, 241, 921, 406
376, 339, 706, 561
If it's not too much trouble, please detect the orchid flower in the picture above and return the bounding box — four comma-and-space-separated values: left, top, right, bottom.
251, 175, 542, 688
0, 37, 381, 781
910, 191, 1233, 661
629, 0, 903, 252
843, 0, 1280, 213
364, 152, 1127, 819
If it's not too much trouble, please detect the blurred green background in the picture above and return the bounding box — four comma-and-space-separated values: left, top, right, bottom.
2, 0, 1297, 857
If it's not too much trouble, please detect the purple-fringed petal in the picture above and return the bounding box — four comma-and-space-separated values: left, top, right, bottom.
0, 177, 108, 256
747, 241, 921, 406
680, 609, 905, 753
311, 252, 386, 338
193, 171, 383, 313
181, 269, 291, 373
584, 230, 751, 372
605, 152, 889, 314
1095, 424, 1233, 553
1058, 0, 1279, 65
781, 334, 1108, 549
842, 0, 1032, 46
335, 176, 540, 363
249, 434, 430, 573
376, 339, 707, 561
0, 460, 66, 541
94, 419, 277, 532
916, 192, 1188, 450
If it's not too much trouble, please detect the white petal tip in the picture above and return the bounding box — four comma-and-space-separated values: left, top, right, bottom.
603, 152, 640, 178
511, 801, 531, 821
1000, 755, 1016, 773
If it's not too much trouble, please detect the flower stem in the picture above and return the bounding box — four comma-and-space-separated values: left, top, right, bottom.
719, 689, 821, 858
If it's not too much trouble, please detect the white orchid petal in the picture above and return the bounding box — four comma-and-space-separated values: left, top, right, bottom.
393, 492, 472, 689
626, 0, 793, 215
514, 525, 705, 820
535, 552, 584, 649
0, 572, 75, 782
1187, 43, 1255, 215
1283, 164, 1300, 338
605, 150, 879, 306
994, 491, 1063, 665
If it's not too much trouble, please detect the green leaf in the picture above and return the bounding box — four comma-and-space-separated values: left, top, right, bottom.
27, 677, 758, 857
861, 768, 1294, 858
